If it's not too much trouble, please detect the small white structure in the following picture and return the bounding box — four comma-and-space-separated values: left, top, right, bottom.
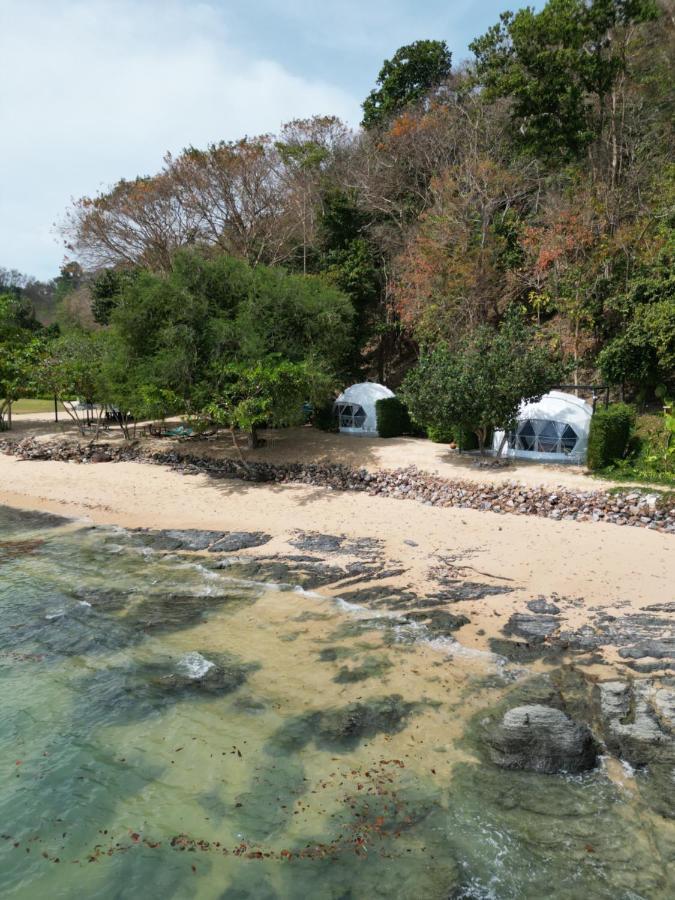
493, 390, 593, 464
334, 382, 394, 435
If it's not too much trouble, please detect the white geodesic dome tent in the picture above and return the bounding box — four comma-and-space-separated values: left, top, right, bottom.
493, 390, 594, 464
334, 382, 395, 435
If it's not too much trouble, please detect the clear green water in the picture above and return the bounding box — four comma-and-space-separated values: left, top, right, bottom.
0, 506, 672, 900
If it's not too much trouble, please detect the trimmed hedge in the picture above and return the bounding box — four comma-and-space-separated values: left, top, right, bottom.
587, 403, 635, 470
375, 397, 412, 438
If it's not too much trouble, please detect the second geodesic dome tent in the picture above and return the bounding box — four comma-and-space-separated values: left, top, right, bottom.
492, 390, 594, 464
334, 382, 395, 435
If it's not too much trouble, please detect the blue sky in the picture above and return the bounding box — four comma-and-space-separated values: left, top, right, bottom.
1, 0, 542, 281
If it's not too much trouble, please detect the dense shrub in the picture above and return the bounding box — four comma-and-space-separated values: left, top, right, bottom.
587, 404, 635, 470
457, 427, 480, 451
426, 424, 480, 449
427, 425, 455, 443
313, 400, 338, 432
375, 397, 412, 438
594, 412, 675, 486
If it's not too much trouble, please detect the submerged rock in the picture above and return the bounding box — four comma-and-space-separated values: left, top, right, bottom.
267, 694, 419, 754
333, 654, 393, 683
148, 651, 256, 696
130, 528, 227, 551
598, 680, 675, 818
213, 556, 349, 590
208, 532, 271, 552
129, 587, 260, 632
485, 704, 598, 774
403, 609, 470, 637
316, 694, 417, 749
488, 638, 563, 664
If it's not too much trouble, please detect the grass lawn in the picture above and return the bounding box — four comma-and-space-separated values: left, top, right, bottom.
4, 398, 66, 415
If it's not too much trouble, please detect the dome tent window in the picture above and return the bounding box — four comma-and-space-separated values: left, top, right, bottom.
334, 383, 395, 435
494, 391, 593, 464
510, 418, 579, 454
335, 403, 367, 429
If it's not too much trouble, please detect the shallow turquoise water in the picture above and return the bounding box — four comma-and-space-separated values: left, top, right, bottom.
0, 506, 672, 899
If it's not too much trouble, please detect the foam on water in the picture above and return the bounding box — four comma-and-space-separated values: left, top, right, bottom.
176, 651, 215, 679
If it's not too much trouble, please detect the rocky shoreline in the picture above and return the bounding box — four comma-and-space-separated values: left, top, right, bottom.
2, 496, 674, 822
2, 436, 674, 533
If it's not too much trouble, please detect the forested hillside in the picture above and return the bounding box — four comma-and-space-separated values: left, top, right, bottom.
52, 0, 673, 398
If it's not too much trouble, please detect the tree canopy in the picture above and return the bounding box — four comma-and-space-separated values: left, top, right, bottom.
401, 310, 567, 451
361, 40, 452, 129
2, 0, 670, 429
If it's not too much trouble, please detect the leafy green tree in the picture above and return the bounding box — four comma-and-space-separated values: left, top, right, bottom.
401, 309, 566, 452
0, 293, 45, 429
90, 268, 139, 325
317, 189, 382, 373
197, 358, 334, 451
470, 0, 658, 160
598, 300, 675, 390
35, 332, 109, 436
93, 250, 353, 443
362, 40, 452, 130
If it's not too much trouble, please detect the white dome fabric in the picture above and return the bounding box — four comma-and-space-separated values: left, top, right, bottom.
493, 391, 594, 463
334, 382, 395, 435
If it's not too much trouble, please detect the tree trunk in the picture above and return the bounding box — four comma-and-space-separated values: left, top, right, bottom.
248, 425, 263, 449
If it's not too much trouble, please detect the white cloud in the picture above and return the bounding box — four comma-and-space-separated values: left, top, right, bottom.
0, 0, 360, 278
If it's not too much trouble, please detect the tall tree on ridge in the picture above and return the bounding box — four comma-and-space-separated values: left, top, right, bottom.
361, 40, 452, 130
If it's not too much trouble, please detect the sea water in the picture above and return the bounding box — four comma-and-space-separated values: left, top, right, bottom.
0, 506, 672, 899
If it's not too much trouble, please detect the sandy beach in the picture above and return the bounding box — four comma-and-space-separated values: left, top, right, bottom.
1, 431, 673, 668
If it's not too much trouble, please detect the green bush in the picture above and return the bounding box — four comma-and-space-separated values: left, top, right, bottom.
587, 404, 635, 470
313, 400, 338, 432
427, 425, 455, 443
375, 397, 412, 438
457, 426, 480, 451
426, 424, 480, 449
593, 412, 675, 486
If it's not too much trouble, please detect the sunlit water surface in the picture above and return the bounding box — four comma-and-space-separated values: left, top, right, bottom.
0, 506, 672, 899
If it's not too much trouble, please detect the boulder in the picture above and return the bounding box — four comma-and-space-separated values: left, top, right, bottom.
485, 704, 598, 774
526, 598, 561, 615
598, 681, 675, 767
503, 613, 560, 644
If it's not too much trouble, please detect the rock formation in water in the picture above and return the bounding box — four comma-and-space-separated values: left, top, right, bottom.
485, 704, 598, 774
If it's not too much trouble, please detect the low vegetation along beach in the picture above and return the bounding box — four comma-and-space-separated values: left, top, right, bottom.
1, 0, 674, 897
